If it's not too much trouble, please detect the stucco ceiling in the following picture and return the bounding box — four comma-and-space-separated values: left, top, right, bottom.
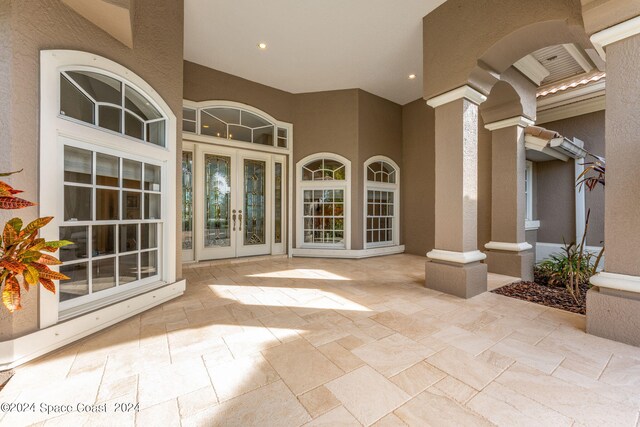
184, 0, 447, 105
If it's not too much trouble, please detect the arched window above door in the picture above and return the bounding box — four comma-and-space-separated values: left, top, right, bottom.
182, 101, 291, 150
364, 156, 400, 249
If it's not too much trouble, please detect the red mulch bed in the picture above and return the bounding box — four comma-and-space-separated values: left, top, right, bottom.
492, 281, 588, 315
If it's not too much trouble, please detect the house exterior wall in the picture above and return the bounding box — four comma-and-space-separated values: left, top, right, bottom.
183, 63, 405, 252
401, 99, 435, 255
357, 90, 403, 248
0, 0, 184, 341
536, 111, 605, 247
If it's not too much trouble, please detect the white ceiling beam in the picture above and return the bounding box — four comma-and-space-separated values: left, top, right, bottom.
562, 44, 594, 73
514, 55, 550, 86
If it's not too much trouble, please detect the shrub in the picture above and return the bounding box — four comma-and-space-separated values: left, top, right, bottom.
0, 170, 71, 312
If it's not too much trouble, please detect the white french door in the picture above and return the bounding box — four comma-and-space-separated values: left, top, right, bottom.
192, 144, 281, 260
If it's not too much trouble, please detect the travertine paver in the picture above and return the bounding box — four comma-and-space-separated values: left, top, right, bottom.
3, 254, 640, 426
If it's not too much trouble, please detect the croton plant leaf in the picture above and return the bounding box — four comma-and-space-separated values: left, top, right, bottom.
0, 173, 70, 312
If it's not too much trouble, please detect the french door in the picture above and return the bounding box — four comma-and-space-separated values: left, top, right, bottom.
190, 144, 283, 260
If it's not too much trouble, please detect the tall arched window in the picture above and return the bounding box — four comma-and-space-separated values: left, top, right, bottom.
40, 50, 178, 325
364, 156, 400, 248
297, 154, 351, 249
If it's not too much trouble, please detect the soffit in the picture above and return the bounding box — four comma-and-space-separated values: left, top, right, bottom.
184, 0, 447, 105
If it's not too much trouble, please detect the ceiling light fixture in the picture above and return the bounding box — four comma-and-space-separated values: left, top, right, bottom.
408, 74, 416, 80
258, 42, 267, 50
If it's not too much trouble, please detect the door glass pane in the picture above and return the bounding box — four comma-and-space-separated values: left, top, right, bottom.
182, 152, 193, 250
204, 154, 231, 248
244, 159, 266, 245
274, 162, 282, 244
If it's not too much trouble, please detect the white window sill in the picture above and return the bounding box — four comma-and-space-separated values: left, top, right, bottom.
525, 220, 541, 231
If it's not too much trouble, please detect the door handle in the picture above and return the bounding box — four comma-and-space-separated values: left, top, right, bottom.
238, 210, 243, 231
232, 209, 237, 231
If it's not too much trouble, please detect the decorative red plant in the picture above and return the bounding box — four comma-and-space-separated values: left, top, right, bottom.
0, 170, 71, 312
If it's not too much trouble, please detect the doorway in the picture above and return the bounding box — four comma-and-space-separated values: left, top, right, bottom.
182, 142, 286, 261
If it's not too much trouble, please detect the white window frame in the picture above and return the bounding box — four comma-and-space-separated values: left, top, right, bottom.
182, 100, 292, 155
39, 50, 177, 328
296, 153, 351, 250
525, 160, 540, 230
364, 156, 400, 249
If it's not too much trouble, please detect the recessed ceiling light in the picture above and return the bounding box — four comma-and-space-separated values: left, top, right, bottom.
258, 42, 267, 50
408, 74, 416, 80
203, 125, 209, 128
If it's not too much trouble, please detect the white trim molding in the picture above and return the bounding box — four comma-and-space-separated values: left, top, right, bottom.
426, 85, 487, 108
591, 15, 640, 59
525, 220, 541, 231
485, 116, 534, 131
591, 272, 640, 294
292, 245, 404, 259
0, 280, 185, 370
514, 55, 550, 85
426, 249, 487, 264
485, 241, 533, 252
537, 95, 606, 124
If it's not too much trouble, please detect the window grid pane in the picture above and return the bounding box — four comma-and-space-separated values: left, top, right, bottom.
303, 189, 344, 245
366, 190, 394, 245
59, 145, 162, 304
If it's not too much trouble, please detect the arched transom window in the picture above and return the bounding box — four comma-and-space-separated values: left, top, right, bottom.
60, 70, 167, 146
298, 154, 351, 249
365, 157, 399, 248
182, 103, 290, 149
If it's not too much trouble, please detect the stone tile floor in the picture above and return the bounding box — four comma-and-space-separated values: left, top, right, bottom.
3, 254, 640, 426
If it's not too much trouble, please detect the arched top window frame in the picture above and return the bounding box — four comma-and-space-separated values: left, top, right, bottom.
182, 100, 292, 153
296, 153, 351, 250
39, 50, 178, 329
58, 65, 169, 149
365, 157, 399, 185
363, 155, 400, 249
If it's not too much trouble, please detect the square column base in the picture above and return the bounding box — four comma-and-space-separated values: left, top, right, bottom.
425, 260, 487, 299
587, 286, 640, 347
485, 250, 534, 281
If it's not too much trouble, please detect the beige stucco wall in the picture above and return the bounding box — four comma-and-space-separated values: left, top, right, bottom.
357, 90, 403, 249
0, 0, 184, 341
184, 61, 295, 123
401, 99, 435, 256
477, 119, 493, 251
183, 63, 405, 252
603, 33, 640, 277
423, 0, 588, 99
581, 0, 640, 34
536, 111, 605, 246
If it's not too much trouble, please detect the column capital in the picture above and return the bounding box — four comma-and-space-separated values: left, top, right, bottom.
484, 116, 534, 131
426, 249, 487, 264
426, 85, 487, 108
591, 15, 640, 59
484, 241, 533, 252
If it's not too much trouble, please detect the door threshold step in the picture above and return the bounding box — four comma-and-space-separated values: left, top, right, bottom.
183, 254, 288, 269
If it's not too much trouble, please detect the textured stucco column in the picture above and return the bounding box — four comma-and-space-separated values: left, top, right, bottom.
484, 117, 535, 281
587, 24, 640, 346
425, 86, 488, 299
